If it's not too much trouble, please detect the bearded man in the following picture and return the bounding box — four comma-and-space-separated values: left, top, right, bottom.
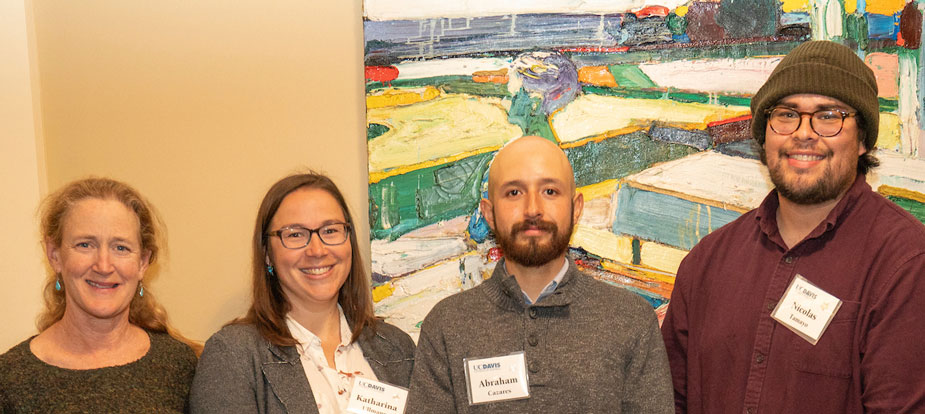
662, 41, 925, 413
406, 136, 673, 414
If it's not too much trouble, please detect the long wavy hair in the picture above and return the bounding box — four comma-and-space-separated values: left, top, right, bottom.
236, 172, 378, 346
38, 177, 200, 354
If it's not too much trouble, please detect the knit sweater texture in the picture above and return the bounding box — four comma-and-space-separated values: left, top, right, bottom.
406, 258, 674, 413
0, 330, 197, 413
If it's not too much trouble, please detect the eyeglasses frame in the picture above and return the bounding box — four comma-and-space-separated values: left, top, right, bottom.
266, 222, 352, 249
765, 107, 858, 137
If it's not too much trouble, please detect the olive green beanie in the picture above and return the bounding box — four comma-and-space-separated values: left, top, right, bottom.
750, 40, 879, 151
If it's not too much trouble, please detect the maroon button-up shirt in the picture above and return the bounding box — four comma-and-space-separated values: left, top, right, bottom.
662, 175, 925, 413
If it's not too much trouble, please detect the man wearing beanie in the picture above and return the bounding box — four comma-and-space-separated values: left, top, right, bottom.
662, 40, 925, 413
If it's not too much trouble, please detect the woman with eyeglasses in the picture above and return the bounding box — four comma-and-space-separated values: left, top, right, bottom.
190, 172, 414, 413
0, 178, 198, 413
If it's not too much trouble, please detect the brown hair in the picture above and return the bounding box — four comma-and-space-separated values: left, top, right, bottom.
236, 172, 378, 346
38, 177, 201, 354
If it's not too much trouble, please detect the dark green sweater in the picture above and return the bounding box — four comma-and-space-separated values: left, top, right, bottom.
0, 331, 196, 413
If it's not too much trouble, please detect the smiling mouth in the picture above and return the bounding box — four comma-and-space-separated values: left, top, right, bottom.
301, 266, 333, 275
86, 280, 119, 289
788, 154, 825, 161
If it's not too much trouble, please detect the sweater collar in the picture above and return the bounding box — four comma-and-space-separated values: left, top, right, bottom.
485, 258, 580, 310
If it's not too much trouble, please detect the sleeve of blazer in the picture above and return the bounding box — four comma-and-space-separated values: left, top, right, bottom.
189, 328, 261, 413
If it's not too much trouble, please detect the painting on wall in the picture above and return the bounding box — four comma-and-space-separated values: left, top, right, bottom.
363, 0, 925, 339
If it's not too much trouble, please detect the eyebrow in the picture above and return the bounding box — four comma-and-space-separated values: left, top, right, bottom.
775, 101, 852, 112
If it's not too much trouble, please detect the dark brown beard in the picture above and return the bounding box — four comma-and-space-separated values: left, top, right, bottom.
492, 214, 573, 267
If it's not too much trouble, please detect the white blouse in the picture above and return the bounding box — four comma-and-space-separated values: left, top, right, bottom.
285, 307, 377, 414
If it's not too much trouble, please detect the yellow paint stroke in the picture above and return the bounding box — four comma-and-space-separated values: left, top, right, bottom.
372, 283, 395, 302
879, 185, 925, 203
552, 95, 750, 143
600, 260, 677, 285
577, 179, 621, 200
780, 0, 809, 12
572, 225, 633, 263
866, 0, 905, 16
640, 241, 689, 274
675, 5, 689, 16
626, 182, 753, 213
844, 0, 857, 14
877, 113, 901, 153
367, 86, 441, 109
367, 94, 522, 174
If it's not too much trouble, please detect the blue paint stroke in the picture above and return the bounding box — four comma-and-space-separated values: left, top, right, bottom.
612, 185, 741, 250
715, 141, 761, 160
649, 125, 712, 150
866, 13, 898, 40
512, 51, 580, 115
780, 12, 811, 26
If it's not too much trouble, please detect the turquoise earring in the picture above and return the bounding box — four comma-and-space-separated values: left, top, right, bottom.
267, 265, 275, 275
55, 279, 62, 291
139, 283, 144, 297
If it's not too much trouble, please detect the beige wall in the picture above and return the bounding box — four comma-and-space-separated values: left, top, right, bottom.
0, 0, 46, 352
2, 0, 369, 350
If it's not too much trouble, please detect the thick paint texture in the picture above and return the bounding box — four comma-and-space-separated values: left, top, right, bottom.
364, 1, 925, 337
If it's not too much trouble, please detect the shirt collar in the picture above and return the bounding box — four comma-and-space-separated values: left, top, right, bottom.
521, 258, 569, 305
756, 173, 868, 249
285, 304, 352, 353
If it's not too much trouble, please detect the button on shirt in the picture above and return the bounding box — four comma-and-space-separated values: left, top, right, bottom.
662, 175, 925, 413
521, 259, 568, 305
286, 307, 377, 414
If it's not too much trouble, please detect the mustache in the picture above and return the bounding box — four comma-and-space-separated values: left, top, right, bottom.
511, 218, 558, 234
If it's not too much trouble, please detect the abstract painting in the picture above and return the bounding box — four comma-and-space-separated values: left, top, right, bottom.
363, 0, 925, 339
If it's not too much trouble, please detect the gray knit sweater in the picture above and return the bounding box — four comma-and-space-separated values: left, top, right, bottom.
406, 259, 674, 413
0, 331, 197, 413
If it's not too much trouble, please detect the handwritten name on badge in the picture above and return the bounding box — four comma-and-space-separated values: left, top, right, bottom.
464, 352, 530, 405
346, 377, 408, 414
771, 274, 842, 345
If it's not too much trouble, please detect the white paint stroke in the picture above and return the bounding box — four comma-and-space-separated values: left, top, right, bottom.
394, 58, 511, 79
365, 0, 691, 20
624, 151, 773, 210
371, 237, 469, 277
401, 215, 471, 239
869, 150, 925, 194
638, 58, 782, 95
577, 195, 615, 229
375, 252, 498, 341
552, 95, 749, 143
899, 53, 919, 155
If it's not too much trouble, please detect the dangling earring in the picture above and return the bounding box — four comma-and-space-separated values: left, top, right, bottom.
55, 278, 62, 291
267, 264, 275, 276
139, 282, 144, 297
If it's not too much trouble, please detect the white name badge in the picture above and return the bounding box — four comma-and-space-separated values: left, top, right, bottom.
346, 377, 408, 414
771, 274, 843, 345
464, 352, 530, 405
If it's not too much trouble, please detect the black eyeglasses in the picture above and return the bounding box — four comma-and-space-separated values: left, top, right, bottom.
765, 107, 857, 137
267, 223, 351, 249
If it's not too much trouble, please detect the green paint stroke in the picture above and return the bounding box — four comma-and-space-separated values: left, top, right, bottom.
565, 130, 698, 188
369, 153, 492, 240
886, 196, 925, 223
367, 75, 510, 97
508, 92, 555, 140
609, 65, 657, 89
367, 123, 389, 141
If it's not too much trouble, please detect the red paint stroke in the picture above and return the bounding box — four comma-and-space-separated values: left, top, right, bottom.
634, 5, 670, 18
559, 46, 630, 53
899, 1, 922, 49
487, 247, 503, 262
707, 114, 752, 127
365, 66, 399, 83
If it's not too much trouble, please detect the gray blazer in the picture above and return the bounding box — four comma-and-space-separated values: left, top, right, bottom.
189, 321, 415, 414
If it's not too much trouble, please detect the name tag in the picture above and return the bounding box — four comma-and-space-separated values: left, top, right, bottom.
464, 352, 530, 405
346, 377, 408, 414
771, 274, 842, 345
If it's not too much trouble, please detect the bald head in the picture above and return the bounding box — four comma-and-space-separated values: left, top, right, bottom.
487, 136, 576, 200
